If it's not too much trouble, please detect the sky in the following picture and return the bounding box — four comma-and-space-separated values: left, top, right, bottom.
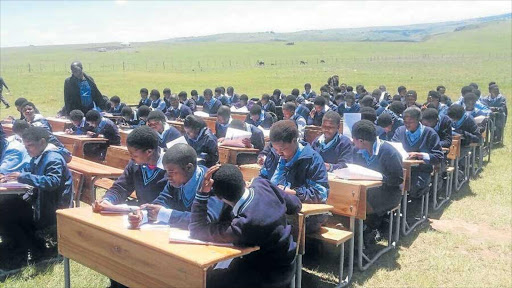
0, 0, 511, 47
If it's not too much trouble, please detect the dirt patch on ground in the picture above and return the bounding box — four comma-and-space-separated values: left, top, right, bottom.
430, 219, 511, 245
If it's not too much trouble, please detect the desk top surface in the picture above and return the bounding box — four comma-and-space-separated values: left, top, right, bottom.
218, 145, 260, 152
55, 134, 108, 142
47, 116, 72, 123
57, 207, 259, 268
68, 157, 124, 176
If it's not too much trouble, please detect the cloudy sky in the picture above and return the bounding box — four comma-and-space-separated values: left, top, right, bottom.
1, 1, 510, 47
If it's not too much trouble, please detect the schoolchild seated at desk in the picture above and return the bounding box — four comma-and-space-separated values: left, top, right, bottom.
282, 102, 306, 140
135, 105, 151, 126
137, 88, 151, 108
6, 97, 34, 121
146, 110, 182, 149
336, 91, 360, 117
107, 95, 126, 116
178, 90, 196, 112
271, 89, 283, 106
165, 94, 192, 121
21, 102, 53, 132
189, 164, 301, 288
84, 110, 121, 161
307, 96, 328, 127
0, 127, 73, 260
230, 94, 249, 113
311, 111, 352, 172
66, 109, 92, 135
225, 86, 240, 107
219, 119, 265, 151
183, 115, 219, 168
214, 105, 232, 139
286, 94, 311, 121
463, 92, 490, 133
258, 93, 276, 114
480, 84, 507, 142
391, 107, 443, 198
149, 89, 166, 112
128, 144, 224, 230
191, 89, 203, 106
245, 104, 274, 129
259, 120, 329, 233
421, 107, 452, 148
0, 134, 31, 174
351, 120, 403, 240
119, 106, 142, 129
447, 104, 482, 147
202, 88, 222, 116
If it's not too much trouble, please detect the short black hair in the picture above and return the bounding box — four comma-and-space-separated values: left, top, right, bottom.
214, 87, 222, 94
403, 107, 422, 121
346, 86, 354, 92
345, 92, 356, 102
436, 85, 445, 91
191, 90, 198, 96
140, 88, 148, 94
269, 120, 298, 143
183, 115, 206, 131
422, 108, 439, 122
250, 104, 262, 116
388, 101, 405, 115
85, 110, 101, 122
229, 119, 246, 130
392, 94, 402, 101
212, 164, 245, 203
150, 89, 160, 98
217, 106, 231, 119
220, 86, 225, 93
240, 94, 248, 102
360, 107, 377, 122
273, 89, 281, 96
14, 97, 28, 107
163, 143, 197, 170
285, 95, 297, 103
137, 105, 151, 118
488, 81, 496, 87
147, 110, 167, 123
397, 86, 407, 93
406, 90, 417, 99
428, 90, 441, 100
352, 120, 376, 142
163, 88, 171, 94
227, 86, 234, 93
447, 104, 465, 121
371, 89, 381, 98
313, 96, 326, 106
461, 86, 473, 96
377, 113, 393, 128
121, 106, 134, 117
282, 102, 296, 113
359, 95, 374, 107
322, 110, 341, 126
69, 109, 85, 122
21, 126, 50, 143
469, 83, 478, 90
463, 92, 478, 102
291, 88, 300, 96
12, 120, 30, 134
261, 94, 270, 101
474, 89, 481, 97
178, 91, 188, 99
127, 126, 159, 150
204, 89, 213, 97
305, 83, 311, 89
21, 101, 36, 110
110, 95, 121, 104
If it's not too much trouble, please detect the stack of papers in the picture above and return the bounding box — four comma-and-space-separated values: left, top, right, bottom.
333, 164, 383, 181
100, 204, 139, 214
194, 111, 210, 118
0, 182, 32, 189
166, 136, 188, 148
219, 128, 252, 148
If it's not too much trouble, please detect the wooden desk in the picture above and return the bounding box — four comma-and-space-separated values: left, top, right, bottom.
57, 207, 259, 288
0, 186, 30, 196
103, 114, 124, 124
167, 120, 185, 134
196, 116, 217, 134
47, 117, 73, 132
105, 146, 131, 170
218, 146, 260, 165
119, 129, 132, 146
2, 123, 13, 137
68, 157, 123, 204
55, 133, 109, 159
231, 112, 248, 122
402, 159, 423, 193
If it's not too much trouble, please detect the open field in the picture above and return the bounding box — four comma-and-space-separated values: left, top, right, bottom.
1, 20, 511, 288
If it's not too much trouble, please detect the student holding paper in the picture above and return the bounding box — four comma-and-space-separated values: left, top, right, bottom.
183, 115, 219, 167
146, 110, 182, 149
189, 164, 301, 288
226, 119, 265, 151
214, 105, 232, 139
312, 111, 353, 172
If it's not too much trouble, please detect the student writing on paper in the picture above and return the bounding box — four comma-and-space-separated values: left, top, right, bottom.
119, 106, 142, 129
128, 144, 223, 229
83, 110, 121, 161
282, 102, 306, 140
227, 119, 265, 151
0, 127, 73, 261
183, 115, 219, 167
421, 108, 452, 148
214, 105, 232, 139
189, 164, 301, 288
259, 120, 329, 233
351, 120, 403, 241
65, 109, 92, 135
202, 88, 222, 116
165, 94, 192, 121
311, 111, 353, 172
146, 110, 181, 149
107, 95, 126, 116
245, 104, 275, 129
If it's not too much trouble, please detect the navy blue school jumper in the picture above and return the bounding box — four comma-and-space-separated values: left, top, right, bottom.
138, 98, 151, 108
183, 98, 197, 112
311, 133, 353, 172
336, 103, 360, 117
203, 98, 222, 116
190, 177, 302, 288
295, 104, 311, 120
452, 113, 482, 147
165, 104, 192, 121
307, 109, 327, 126
435, 115, 453, 148
184, 127, 219, 167
245, 111, 274, 129
158, 125, 182, 149
108, 103, 126, 116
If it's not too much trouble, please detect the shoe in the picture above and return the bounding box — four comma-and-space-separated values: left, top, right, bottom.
5, 105, 10, 109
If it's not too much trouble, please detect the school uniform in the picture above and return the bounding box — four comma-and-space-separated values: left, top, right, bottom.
0, 137, 31, 174
196, 96, 205, 106
302, 90, 317, 100
376, 101, 387, 116
108, 103, 126, 116
217, 95, 229, 106
202, 98, 222, 116
29, 114, 53, 132
71, 117, 92, 135
436, 103, 449, 118
452, 113, 481, 147
379, 110, 404, 141
295, 103, 311, 120
392, 124, 443, 198
120, 117, 143, 129
185, 127, 219, 167
480, 94, 507, 141
225, 94, 240, 106
150, 99, 167, 112
165, 103, 192, 120
260, 100, 277, 114
138, 98, 151, 108
307, 109, 327, 126
336, 103, 360, 117
190, 177, 302, 288
183, 98, 197, 112
103, 153, 167, 205
434, 115, 453, 148
271, 94, 283, 106
312, 133, 353, 172
151, 165, 224, 229
93, 117, 121, 145
352, 140, 403, 214
245, 111, 274, 129
291, 114, 307, 140
157, 124, 182, 149
215, 120, 231, 139
260, 142, 329, 233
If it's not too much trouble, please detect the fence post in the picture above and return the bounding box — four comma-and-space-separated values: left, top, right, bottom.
163, 61, 165, 70
123, 61, 125, 71
28, 64, 31, 73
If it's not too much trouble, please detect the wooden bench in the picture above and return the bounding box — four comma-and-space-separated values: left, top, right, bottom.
119, 129, 132, 146
218, 146, 260, 165
167, 120, 185, 134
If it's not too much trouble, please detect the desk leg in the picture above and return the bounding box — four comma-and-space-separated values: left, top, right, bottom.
64, 257, 70, 288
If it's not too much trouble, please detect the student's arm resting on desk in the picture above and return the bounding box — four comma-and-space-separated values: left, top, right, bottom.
17, 157, 63, 191
102, 163, 136, 204
295, 159, 329, 203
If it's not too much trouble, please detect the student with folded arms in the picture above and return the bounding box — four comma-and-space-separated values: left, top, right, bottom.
189, 164, 302, 288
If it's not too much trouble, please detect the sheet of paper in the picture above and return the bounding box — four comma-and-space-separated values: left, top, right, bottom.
332, 163, 383, 181
53, 131, 66, 135
386, 141, 409, 161
169, 229, 234, 247
0, 182, 32, 189
342, 113, 361, 140
194, 111, 210, 118
123, 212, 170, 230
166, 136, 188, 148
100, 204, 140, 214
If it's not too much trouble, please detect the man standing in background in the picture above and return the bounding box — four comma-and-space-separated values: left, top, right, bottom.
0, 76, 10, 109
63, 61, 106, 116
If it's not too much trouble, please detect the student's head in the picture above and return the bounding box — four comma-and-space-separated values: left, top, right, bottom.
204, 88, 213, 101
211, 164, 246, 205
126, 126, 160, 165
322, 111, 341, 141
356, 85, 365, 94
282, 102, 296, 120
461, 85, 473, 96
226, 86, 234, 96
421, 108, 439, 128
340, 83, 347, 92
146, 110, 167, 133
397, 86, 407, 96
488, 81, 496, 87
313, 96, 326, 112
21, 127, 50, 158
169, 95, 180, 109
436, 85, 446, 95
21, 102, 37, 122
250, 105, 263, 122
359, 95, 374, 108
304, 83, 312, 92
474, 89, 481, 98
183, 115, 206, 139
214, 87, 222, 97
440, 95, 450, 104
69, 110, 85, 126
137, 105, 151, 121
110, 95, 121, 107
469, 83, 478, 90
239, 94, 248, 106
14, 98, 28, 112
352, 120, 377, 150
447, 104, 465, 122
291, 88, 300, 97
379, 85, 386, 92
360, 107, 377, 123
269, 120, 299, 161
273, 89, 281, 97
12, 120, 31, 137
70, 61, 84, 79
150, 89, 161, 101
163, 143, 198, 188
140, 88, 149, 99
463, 92, 478, 111
321, 92, 331, 104
260, 94, 270, 105
217, 106, 231, 125
489, 84, 500, 97
403, 107, 421, 131
85, 110, 102, 127
121, 106, 134, 121
346, 86, 354, 92
285, 95, 297, 104
345, 92, 356, 106
229, 119, 247, 131
220, 86, 226, 95
163, 88, 171, 99
334, 93, 344, 105
178, 91, 188, 102
427, 90, 441, 107
405, 90, 418, 107
371, 89, 381, 100
191, 89, 199, 100
392, 94, 402, 102
377, 113, 393, 133
388, 101, 405, 116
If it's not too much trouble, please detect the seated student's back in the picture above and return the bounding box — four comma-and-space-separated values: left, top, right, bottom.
447, 104, 481, 146
85, 110, 121, 145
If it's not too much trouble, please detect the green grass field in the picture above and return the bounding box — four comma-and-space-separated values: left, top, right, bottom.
1, 20, 511, 288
